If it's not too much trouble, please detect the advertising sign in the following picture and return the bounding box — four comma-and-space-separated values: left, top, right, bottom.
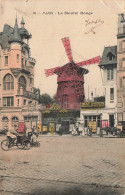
89, 121, 96, 133
18, 122, 25, 133
81, 102, 105, 109
42, 126, 48, 133
101, 120, 109, 128
37, 124, 42, 133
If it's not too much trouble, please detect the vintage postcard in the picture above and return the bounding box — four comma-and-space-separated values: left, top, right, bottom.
0, 0, 125, 194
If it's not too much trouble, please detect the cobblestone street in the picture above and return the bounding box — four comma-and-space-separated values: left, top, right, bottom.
0, 135, 125, 195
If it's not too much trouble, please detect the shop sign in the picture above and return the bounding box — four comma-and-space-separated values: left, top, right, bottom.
81, 102, 105, 109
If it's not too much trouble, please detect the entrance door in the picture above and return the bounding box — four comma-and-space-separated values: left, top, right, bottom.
61, 121, 69, 133
109, 115, 114, 127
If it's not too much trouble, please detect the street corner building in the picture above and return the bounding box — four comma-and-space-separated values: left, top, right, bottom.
117, 13, 125, 129
0, 17, 42, 131
80, 45, 117, 134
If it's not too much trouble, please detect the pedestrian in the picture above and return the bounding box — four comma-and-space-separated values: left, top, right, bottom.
76, 125, 80, 135
87, 126, 89, 135
59, 126, 62, 136
89, 126, 92, 137
51, 126, 54, 135
82, 128, 85, 137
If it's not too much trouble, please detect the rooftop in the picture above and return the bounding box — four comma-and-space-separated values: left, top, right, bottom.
99, 45, 117, 68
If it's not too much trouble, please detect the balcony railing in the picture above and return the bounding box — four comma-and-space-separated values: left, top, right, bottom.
22, 65, 30, 72
17, 90, 39, 100
29, 57, 36, 64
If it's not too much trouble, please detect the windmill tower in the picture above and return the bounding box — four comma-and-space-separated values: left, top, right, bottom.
45, 37, 101, 109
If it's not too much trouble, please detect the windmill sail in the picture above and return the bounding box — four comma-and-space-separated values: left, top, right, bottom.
76, 56, 101, 67
62, 37, 73, 62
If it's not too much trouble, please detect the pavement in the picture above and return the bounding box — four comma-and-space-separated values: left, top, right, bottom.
0, 135, 125, 195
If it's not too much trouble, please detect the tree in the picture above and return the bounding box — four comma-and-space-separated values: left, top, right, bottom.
39, 93, 53, 105
51, 94, 56, 104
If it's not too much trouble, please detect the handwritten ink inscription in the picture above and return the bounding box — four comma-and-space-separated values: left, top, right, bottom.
84, 19, 104, 34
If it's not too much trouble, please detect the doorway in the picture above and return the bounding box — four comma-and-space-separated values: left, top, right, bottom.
109, 115, 114, 127
61, 121, 70, 133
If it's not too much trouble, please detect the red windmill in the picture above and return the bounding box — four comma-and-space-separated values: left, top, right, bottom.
45, 37, 101, 110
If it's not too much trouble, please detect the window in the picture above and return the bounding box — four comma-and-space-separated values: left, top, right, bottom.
122, 58, 125, 68
18, 76, 26, 91
30, 78, 33, 84
123, 25, 125, 33
119, 41, 122, 51
22, 58, 24, 66
123, 77, 125, 87
107, 52, 114, 61
84, 116, 88, 127
120, 78, 122, 88
17, 54, 19, 63
119, 59, 122, 69
107, 68, 114, 80
84, 115, 101, 128
24, 99, 26, 105
3, 97, 14, 107
122, 41, 125, 50
110, 88, 114, 101
5, 56, 8, 65
2, 117, 9, 130
12, 117, 19, 128
25, 60, 27, 66
17, 99, 19, 106
124, 97, 125, 111
62, 95, 69, 109
3, 74, 14, 90
97, 116, 101, 127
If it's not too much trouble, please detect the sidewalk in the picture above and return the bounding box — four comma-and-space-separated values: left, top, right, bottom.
39, 133, 118, 138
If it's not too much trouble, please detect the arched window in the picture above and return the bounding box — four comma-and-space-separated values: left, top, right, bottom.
18, 76, 26, 91
3, 74, 14, 90
2, 117, 9, 130
12, 117, 19, 128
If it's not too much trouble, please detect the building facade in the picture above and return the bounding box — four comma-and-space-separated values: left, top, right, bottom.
117, 13, 125, 128
0, 17, 42, 131
80, 46, 117, 134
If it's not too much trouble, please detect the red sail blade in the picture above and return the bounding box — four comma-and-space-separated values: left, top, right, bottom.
45, 67, 61, 77
62, 37, 73, 62
76, 56, 101, 67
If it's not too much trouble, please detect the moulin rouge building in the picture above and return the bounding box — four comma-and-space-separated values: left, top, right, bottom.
0, 17, 42, 131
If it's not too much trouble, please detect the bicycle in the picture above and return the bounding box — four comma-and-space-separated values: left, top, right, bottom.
1, 133, 27, 151
22, 132, 40, 148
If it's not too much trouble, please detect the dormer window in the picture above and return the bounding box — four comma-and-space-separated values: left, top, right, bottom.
107, 52, 115, 61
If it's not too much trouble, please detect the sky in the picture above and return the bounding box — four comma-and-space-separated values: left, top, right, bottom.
0, 0, 124, 99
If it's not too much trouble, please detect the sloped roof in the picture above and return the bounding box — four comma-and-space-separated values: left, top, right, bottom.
9, 18, 22, 43
99, 46, 117, 67
0, 18, 30, 49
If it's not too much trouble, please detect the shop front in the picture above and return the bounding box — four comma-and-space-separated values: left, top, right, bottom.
80, 101, 117, 135
42, 103, 80, 134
